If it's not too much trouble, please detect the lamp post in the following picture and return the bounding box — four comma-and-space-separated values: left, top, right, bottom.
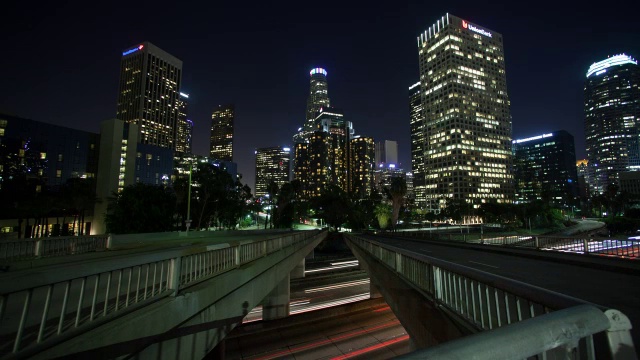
185, 161, 193, 234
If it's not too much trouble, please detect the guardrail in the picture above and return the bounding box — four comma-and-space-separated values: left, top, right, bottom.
395, 230, 640, 259
345, 234, 637, 359
0, 230, 324, 358
0, 235, 110, 261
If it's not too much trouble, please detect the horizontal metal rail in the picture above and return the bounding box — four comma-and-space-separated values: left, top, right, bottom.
345, 234, 637, 359
0, 235, 109, 261
395, 305, 621, 360
0, 230, 324, 358
394, 230, 640, 260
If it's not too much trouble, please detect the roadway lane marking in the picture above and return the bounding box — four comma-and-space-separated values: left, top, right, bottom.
469, 260, 499, 269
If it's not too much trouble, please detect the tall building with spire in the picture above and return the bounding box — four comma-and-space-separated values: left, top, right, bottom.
294, 68, 331, 143
584, 54, 640, 194
416, 14, 513, 212
210, 104, 234, 161
116, 42, 182, 150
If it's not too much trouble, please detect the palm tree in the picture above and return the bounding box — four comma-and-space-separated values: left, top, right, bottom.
374, 203, 392, 230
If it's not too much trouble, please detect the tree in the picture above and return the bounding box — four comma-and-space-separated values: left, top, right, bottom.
312, 185, 351, 231
388, 177, 407, 231
374, 203, 392, 230
190, 163, 235, 230
105, 183, 176, 234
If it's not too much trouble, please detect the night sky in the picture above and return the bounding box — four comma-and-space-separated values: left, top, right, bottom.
2, 1, 639, 192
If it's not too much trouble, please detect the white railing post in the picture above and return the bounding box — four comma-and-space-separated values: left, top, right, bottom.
169, 257, 182, 295
106, 234, 113, 250
535, 237, 540, 249
604, 309, 637, 359
583, 239, 590, 254
235, 245, 241, 267
34, 239, 42, 257
396, 253, 402, 273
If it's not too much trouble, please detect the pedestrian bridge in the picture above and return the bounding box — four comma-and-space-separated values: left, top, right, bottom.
345, 233, 638, 359
1, 229, 638, 359
0, 229, 327, 359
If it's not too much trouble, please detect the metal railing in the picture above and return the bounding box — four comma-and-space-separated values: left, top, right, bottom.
0, 230, 323, 358
396, 305, 633, 360
346, 234, 637, 359
396, 230, 640, 259
0, 235, 110, 261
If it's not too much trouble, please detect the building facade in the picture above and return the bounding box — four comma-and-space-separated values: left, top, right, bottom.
116, 42, 182, 150
255, 146, 291, 197
619, 171, 640, 195
175, 92, 193, 155
0, 113, 99, 190
316, 107, 354, 193
416, 14, 513, 212
584, 54, 640, 194
210, 104, 234, 161
294, 68, 331, 144
512, 131, 579, 208
350, 136, 375, 198
409, 81, 426, 208
375, 140, 398, 167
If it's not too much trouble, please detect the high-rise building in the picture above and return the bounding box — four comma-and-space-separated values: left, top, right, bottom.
0, 113, 100, 189
210, 104, 234, 161
175, 92, 193, 156
350, 136, 375, 198
294, 131, 330, 199
409, 81, 426, 208
584, 54, 640, 194
116, 42, 182, 150
512, 131, 579, 207
255, 146, 291, 197
316, 107, 354, 192
416, 14, 513, 212
294, 68, 331, 143
375, 140, 398, 167
576, 159, 590, 203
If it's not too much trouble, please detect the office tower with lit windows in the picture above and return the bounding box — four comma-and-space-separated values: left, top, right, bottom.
294, 68, 331, 143
584, 54, 640, 194
210, 104, 234, 161
316, 107, 354, 192
350, 136, 375, 198
116, 42, 182, 150
294, 131, 330, 199
175, 92, 193, 155
416, 14, 513, 212
255, 146, 291, 197
512, 131, 578, 207
409, 81, 426, 208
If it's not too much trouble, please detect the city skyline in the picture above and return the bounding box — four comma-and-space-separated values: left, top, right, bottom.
1, 1, 639, 191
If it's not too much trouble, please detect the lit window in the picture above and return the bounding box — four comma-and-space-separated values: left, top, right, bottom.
40, 152, 46, 159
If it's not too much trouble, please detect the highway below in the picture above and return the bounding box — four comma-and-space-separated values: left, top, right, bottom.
226, 299, 409, 360
362, 234, 640, 345
243, 259, 370, 323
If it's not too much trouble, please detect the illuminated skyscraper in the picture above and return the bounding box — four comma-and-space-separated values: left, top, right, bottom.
350, 136, 375, 198
255, 146, 291, 197
416, 14, 513, 212
409, 81, 426, 208
316, 107, 354, 192
116, 42, 182, 149
210, 104, 234, 161
175, 92, 193, 155
512, 131, 578, 207
294, 68, 331, 143
584, 54, 640, 194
